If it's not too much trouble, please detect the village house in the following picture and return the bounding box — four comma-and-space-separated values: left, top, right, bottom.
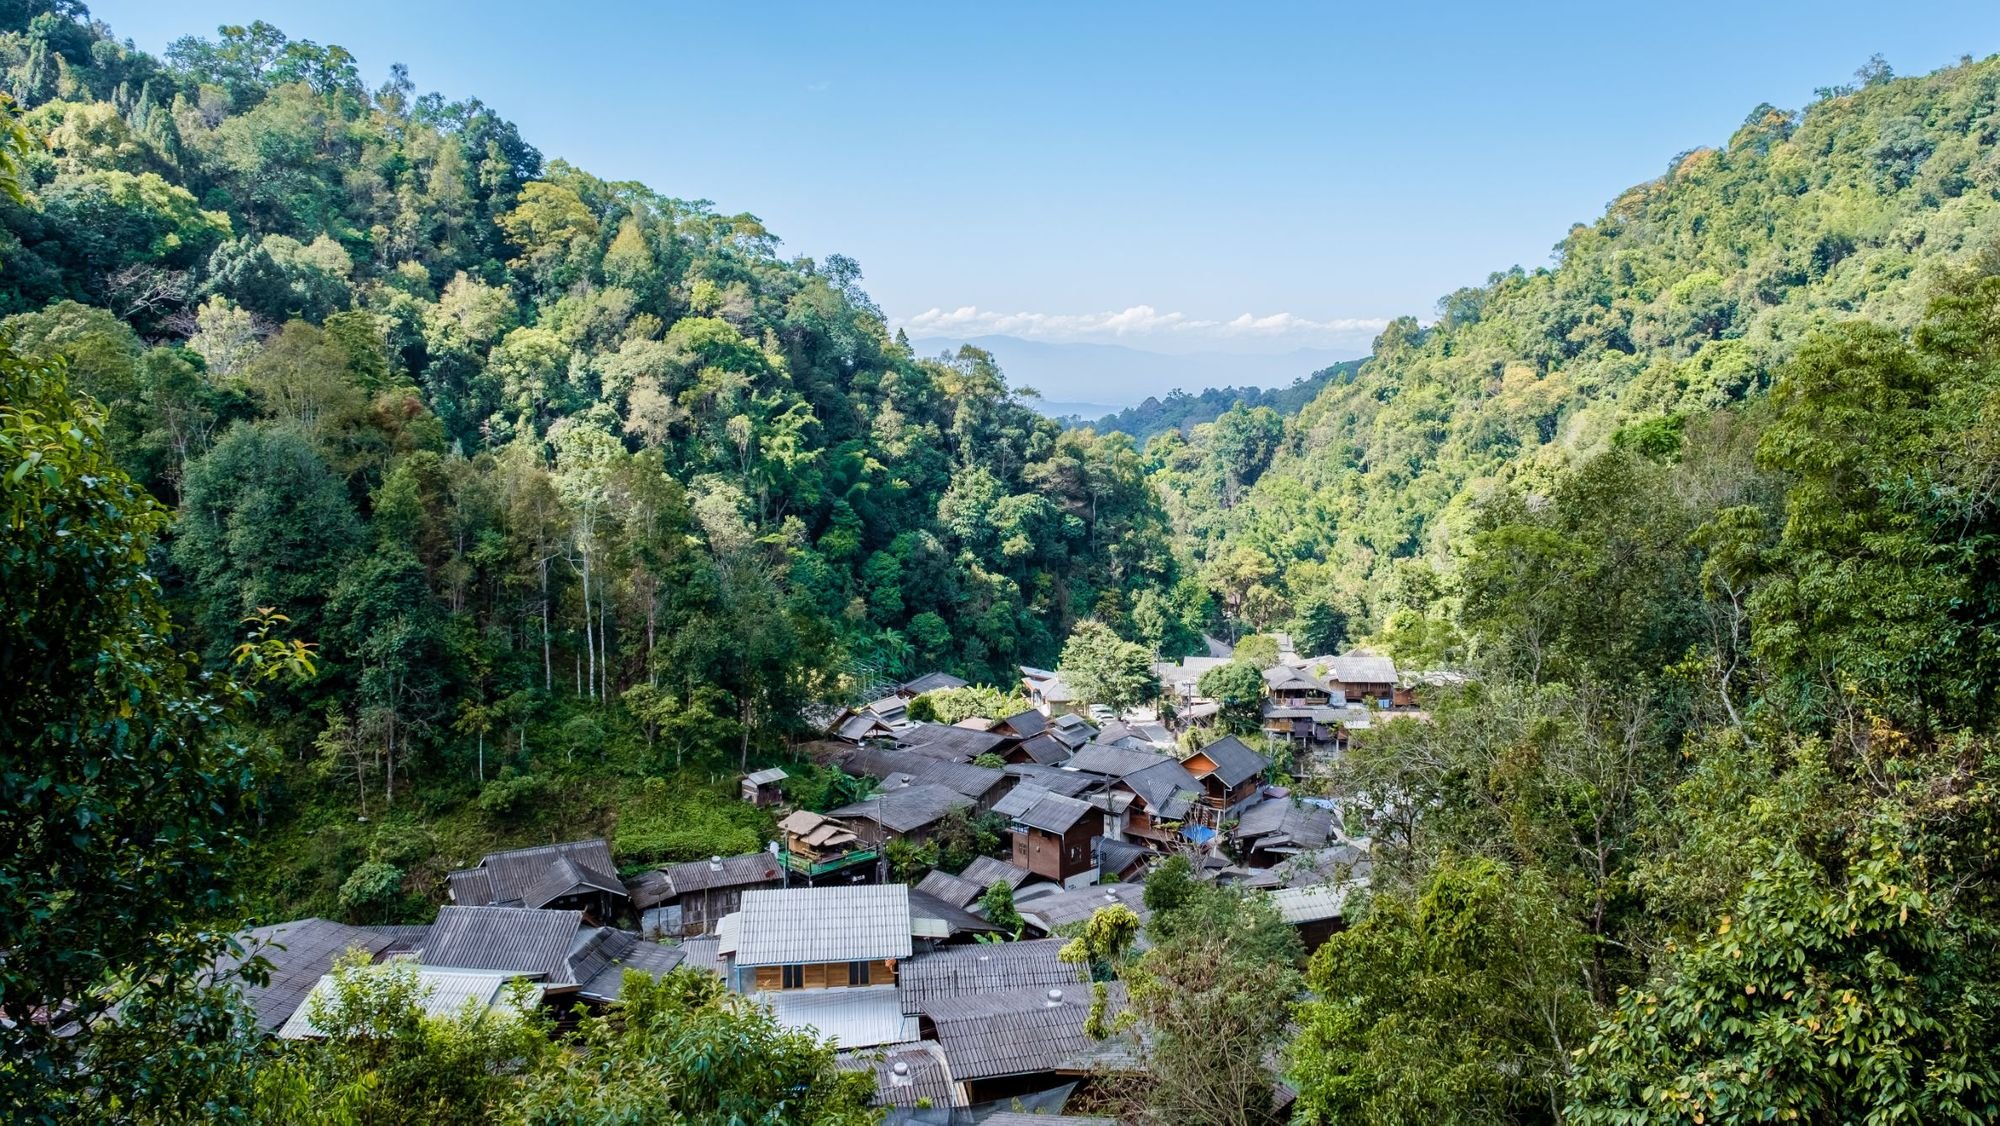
827, 781, 975, 847
213, 918, 403, 1034
1018, 666, 1078, 714
445, 839, 628, 922
740, 766, 787, 806
779, 809, 878, 885
1182, 736, 1271, 821
990, 708, 1047, 739
628, 851, 783, 937
716, 884, 919, 1049
1003, 730, 1075, 766
1015, 882, 1151, 937
1322, 652, 1399, 704
1154, 655, 1231, 706
281, 966, 543, 1039
1267, 882, 1364, 953
895, 721, 1018, 763
1232, 799, 1335, 867
838, 1041, 963, 1115
916, 983, 1136, 1105
1009, 791, 1101, 887
896, 671, 969, 696
834, 745, 1012, 809
419, 905, 684, 1008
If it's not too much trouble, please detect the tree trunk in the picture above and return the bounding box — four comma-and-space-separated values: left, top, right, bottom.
582, 554, 596, 701
540, 557, 552, 691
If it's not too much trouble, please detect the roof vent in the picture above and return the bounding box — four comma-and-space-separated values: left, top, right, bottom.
1045, 988, 1064, 1007
710, 856, 723, 871
891, 1061, 910, 1078
1104, 891, 1117, 902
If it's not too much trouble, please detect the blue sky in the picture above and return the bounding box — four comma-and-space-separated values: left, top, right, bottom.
96, 1, 2000, 358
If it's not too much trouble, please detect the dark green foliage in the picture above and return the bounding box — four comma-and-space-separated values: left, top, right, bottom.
0, 339, 272, 1118
1085, 359, 1365, 441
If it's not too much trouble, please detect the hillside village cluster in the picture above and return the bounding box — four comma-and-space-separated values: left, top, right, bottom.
232, 641, 1421, 1122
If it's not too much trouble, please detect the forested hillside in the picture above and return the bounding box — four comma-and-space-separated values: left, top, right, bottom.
1083, 358, 1364, 442
10, 5, 2000, 1121
0, 8, 1223, 913
1154, 54, 2000, 641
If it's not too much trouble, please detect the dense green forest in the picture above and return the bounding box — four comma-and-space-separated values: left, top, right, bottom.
7, 3, 2000, 1122
1080, 358, 1365, 442
1150, 53, 2000, 650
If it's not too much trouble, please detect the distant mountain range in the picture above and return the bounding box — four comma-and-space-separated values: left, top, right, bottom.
907, 334, 1361, 412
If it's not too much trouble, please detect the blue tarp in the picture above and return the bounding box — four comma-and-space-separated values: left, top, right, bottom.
1180, 824, 1217, 844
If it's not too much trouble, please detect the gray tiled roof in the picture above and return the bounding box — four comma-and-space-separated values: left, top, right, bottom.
985, 1115, 1118, 1126
837, 746, 1006, 800
898, 671, 969, 695
996, 708, 1047, 737
1235, 800, 1333, 852
726, 885, 913, 967
677, 935, 724, 975
218, 919, 396, 1032
659, 852, 783, 899
1016, 791, 1096, 834
839, 1041, 961, 1109
1118, 757, 1202, 814
445, 839, 623, 908
1064, 744, 1171, 779
1095, 837, 1153, 879
1006, 763, 1103, 797
1018, 882, 1150, 934
908, 889, 1000, 939
520, 854, 627, 911
1188, 735, 1269, 787
920, 983, 1132, 1081
915, 869, 985, 909
897, 938, 1078, 1013
960, 856, 1032, 890
1326, 652, 1398, 685
828, 782, 973, 834
895, 723, 1013, 762
992, 783, 1052, 820
1011, 731, 1074, 764
569, 928, 686, 1002
422, 906, 583, 985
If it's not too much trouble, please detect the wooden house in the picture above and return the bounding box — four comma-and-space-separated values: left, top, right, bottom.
445, 839, 628, 923
1008, 791, 1099, 887
717, 884, 911, 995
740, 767, 787, 806
778, 810, 877, 884
631, 852, 784, 937
1323, 652, 1398, 704
827, 782, 974, 847
1181, 736, 1271, 821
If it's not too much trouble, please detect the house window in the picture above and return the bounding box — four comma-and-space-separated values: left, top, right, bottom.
782, 964, 804, 989
848, 960, 871, 986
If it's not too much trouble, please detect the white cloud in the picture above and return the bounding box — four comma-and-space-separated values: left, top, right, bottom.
896, 304, 1387, 346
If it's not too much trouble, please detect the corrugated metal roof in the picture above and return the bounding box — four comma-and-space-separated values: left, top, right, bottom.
1018, 883, 1150, 934
996, 708, 1047, 737
1016, 791, 1096, 834
678, 935, 724, 975
1118, 758, 1202, 812
894, 723, 1013, 762
1064, 744, 1171, 779
838, 1040, 962, 1109
572, 929, 686, 1002
727, 885, 913, 967
217, 918, 396, 1033
761, 985, 918, 1049
984, 1114, 1116, 1126
744, 767, 788, 785
898, 672, 969, 695
828, 782, 973, 834
907, 890, 999, 939
1326, 653, 1398, 686
960, 856, 1032, 890
992, 783, 1052, 820
915, 869, 985, 909
660, 852, 784, 898
897, 938, 1078, 1014
1006, 763, 1103, 798
920, 983, 1133, 1081
838, 746, 1006, 800
422, 906, 583, 985
445, 839, 621, 908
1186, 736, 1269, 787
1268, 881, 1364, 924
278, 966, 540, 1039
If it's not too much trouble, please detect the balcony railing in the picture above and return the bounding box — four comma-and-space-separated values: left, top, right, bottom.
780, 848, 879, 878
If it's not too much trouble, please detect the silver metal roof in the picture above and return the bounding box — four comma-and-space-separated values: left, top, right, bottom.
760, 984, 918, 1049
726, 884, 914, 967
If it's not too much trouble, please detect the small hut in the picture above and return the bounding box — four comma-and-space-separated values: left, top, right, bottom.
741, 767, 788, 806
